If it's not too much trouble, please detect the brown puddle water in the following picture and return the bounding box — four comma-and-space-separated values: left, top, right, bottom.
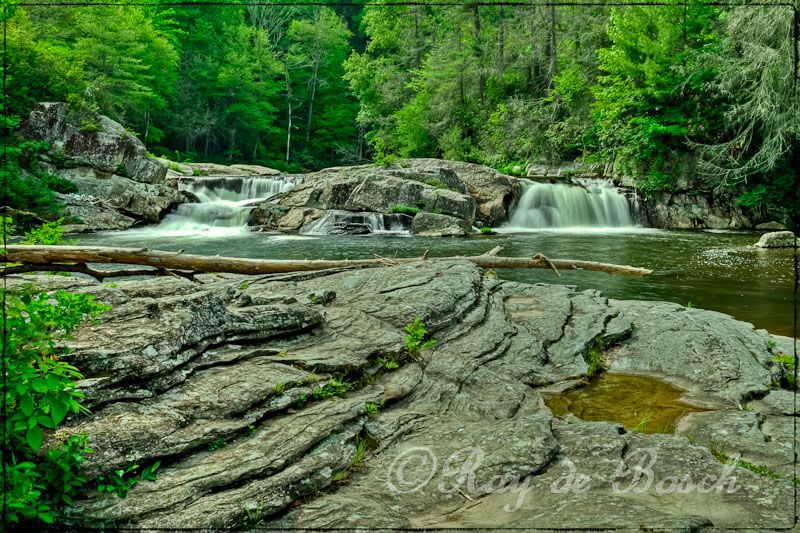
543, 373, 706, 433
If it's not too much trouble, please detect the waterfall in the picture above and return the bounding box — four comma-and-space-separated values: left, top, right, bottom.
301, 210, 413, 235
504, 178, 641, 230
155, 176, 296, 235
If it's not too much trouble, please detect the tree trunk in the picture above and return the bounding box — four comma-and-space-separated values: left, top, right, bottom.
285, 65, 293, 164
474, 4, 485, 105
3, 245, 655, 279
549, 3, 558, 79
306, 61, 318, 145
499, 5, 505, 75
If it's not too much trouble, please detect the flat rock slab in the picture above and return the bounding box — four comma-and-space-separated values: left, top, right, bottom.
18, 260, 791, 529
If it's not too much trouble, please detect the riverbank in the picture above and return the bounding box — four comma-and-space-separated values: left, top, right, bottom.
18, 259, 795, 529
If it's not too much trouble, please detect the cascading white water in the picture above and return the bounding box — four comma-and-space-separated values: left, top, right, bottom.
155, 176, 295, 236
301, 210, 412, 235
504, 178, 640, 230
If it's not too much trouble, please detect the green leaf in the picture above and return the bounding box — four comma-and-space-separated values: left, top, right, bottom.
26, 425, 43, 451
38, 416, 56, 429
51, 400, 68, 425
38, 512, 54, 523
31, 378, 48, 393
19, 394, 34, 417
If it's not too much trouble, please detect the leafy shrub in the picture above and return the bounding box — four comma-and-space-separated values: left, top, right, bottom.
480, 227, 494, 235
22, 218, 78, 246
4, 286, 110, 525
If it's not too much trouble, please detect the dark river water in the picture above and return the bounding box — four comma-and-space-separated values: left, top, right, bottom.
76, 227, 797, 337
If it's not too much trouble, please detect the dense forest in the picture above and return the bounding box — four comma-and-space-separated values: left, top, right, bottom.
2, 0, 797, 224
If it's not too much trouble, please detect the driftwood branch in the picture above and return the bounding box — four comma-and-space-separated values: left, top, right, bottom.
1, 245, 654, 279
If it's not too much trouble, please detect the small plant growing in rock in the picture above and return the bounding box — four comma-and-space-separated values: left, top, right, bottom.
480, 227, 494, 235
239, 282, 249, 290
767, 337, 777, 350
275, 382, 285, 394
297, 395, 308, 408
114, 163, 128, 177
312, 375, 349, 400
208, 438, 227, 451
241, 498, 264, 529
247, 425, 257, 434
686, 301, 693, 308
772, 353, 796, 388
377, 356, 399, 370
585, 337, 609, 380
97, 461, 160, 499
484, 269, 498, 278
403, 318, 436, 359
365, 396, 387, 415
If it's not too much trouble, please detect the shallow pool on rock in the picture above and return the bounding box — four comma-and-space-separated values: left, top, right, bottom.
543, 373, 706, 433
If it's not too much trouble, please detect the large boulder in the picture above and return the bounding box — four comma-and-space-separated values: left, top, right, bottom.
395, 159, 522, 227
410, 211, 469, 237
754, 231, 796, 248
21, 260, 795, 529
272, 165, 477, 233
21, 102, 166, 184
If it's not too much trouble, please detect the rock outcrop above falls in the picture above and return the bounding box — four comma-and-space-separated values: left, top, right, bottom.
395, 159, 522, 227
21, 103, 181, 229
258, 164, 478, 234
20, 261, 794, 529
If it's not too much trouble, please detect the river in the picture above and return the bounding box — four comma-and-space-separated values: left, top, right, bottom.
76, 227, 796, 337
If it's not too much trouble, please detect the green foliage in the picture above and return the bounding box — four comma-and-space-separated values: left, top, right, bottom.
480, 227, 494, 235
403, 318, 436, 359
242, 498, 265, 529
710, 441, 780, 479
585, 337, 609, 380
22, 218, 78, 246
772, 353, 796, 388
239, 283, 249, 290
296, 395, 308, 409
97, 461, 160, 499
312, 375, 350, 400
365, 396, 387, 415
390, 205, 419, 215
208, 438, 227, 451
4, 285, 110, 525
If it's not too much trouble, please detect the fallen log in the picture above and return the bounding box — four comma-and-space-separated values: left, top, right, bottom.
1, 245, 654, 280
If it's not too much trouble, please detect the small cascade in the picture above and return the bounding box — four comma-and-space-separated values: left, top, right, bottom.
155, 176, 296, 235
504, 178, 641, 230
301, 210, 413, 235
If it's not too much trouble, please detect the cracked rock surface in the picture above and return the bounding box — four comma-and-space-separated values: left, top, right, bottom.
19, 260, 795, 530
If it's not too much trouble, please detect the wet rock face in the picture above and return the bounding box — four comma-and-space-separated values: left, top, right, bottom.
23, 261, 793, 529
